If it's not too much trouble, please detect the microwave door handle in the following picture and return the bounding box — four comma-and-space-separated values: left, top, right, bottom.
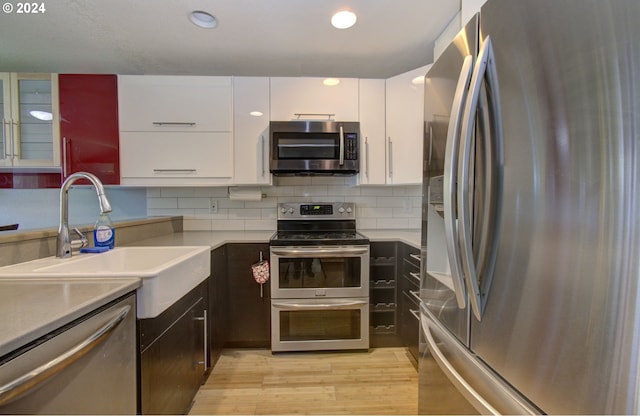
339, 125, 345, 166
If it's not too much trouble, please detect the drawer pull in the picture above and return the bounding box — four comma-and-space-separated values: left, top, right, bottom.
409, 271, 420, 283
409, 253, 421, 263
153, 169, 197, 173
152, 122, 197, 127
409, 309, 420, 321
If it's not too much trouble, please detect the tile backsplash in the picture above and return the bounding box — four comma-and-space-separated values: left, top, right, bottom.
147, 177, 422, 231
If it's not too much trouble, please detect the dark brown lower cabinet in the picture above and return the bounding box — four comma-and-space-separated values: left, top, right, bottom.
138, 281, 208, 415
369, 242, 403, 348
225, 243, 271, 348
209, 245, 228, 367
399, 243, 420, 362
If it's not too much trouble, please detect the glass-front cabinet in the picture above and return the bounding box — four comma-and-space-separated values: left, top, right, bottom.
0, 73, 60, 168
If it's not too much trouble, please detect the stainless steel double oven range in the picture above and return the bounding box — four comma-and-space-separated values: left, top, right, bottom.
270, 202, 370, 352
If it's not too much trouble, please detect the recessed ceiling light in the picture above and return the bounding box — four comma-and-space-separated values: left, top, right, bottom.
331, 10, 357, 29
323, 78, 340, 87
249, 111, 264, 117
189, 10, 217, 29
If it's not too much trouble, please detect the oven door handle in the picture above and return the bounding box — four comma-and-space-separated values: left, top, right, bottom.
270, 247, 369, 257
272, 300, 368, 310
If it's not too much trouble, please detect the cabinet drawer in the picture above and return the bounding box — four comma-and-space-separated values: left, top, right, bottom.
118, 75, 232, 132
120, 131, 232, 179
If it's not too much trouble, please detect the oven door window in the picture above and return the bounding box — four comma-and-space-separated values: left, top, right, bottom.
279, 309, 361, 341
278, 257, 361, 289
275, 133, 339, 159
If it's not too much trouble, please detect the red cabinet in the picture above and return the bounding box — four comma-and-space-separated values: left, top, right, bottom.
58, 74, 120, 184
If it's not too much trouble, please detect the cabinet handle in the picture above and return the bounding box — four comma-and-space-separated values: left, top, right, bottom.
409, 253, 421, 263
152, 122, 196, 127
294, 113, 335, 120
62, 137, 69, 178
339, 125, 345, 166
0, 305, 131, 407
410, 309, 420, 321
194, 310, 208, 369
365, 137, 369, 179
1, 120, 8, 159
10, 121, 18, 160
409, 271, 420, 284
261, 135, 266, 177
153, 169, 197, 173
409, 289, 421, 304
388, 137, 393, 178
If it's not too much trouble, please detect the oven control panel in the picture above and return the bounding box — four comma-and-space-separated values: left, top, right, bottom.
278, 202, 355, 219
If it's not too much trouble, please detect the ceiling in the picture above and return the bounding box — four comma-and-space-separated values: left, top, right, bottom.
0, 0, 460, 79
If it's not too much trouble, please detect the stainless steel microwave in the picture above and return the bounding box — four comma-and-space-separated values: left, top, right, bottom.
269, 121, 360, 176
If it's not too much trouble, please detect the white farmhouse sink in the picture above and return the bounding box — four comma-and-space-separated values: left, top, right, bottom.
0, 246, 211, 319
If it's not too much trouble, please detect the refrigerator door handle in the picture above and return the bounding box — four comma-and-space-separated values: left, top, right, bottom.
458, 36, 502, 321
422, 310, 500, 415
443, 54, 474, 308
422, 304, 539, 415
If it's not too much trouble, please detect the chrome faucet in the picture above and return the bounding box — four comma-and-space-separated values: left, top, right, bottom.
57, 172, 112, 258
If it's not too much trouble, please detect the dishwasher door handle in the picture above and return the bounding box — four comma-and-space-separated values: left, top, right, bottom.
0, 305, 131, 406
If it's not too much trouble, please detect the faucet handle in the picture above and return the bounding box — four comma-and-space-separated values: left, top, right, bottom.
72, 228, 89, 249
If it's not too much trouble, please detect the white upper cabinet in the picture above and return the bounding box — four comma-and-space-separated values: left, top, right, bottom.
118, 75, 233, 186
462, 0, 487, 26
358, 79, 386, 185
270, 77, 359, 121
118, 75, 232, 132
232, 77, 271, 185
0, 73, 60, 168
385, 64, 431, 185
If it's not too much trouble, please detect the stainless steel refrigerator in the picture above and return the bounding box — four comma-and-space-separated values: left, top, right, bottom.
419, 0, 640, 414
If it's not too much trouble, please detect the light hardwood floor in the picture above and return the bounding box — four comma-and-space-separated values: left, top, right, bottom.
189, 348, 418, 415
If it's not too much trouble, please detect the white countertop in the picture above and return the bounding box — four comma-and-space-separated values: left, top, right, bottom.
0, 226, 419, 358
128, 229, 421, 250
0, 278, 140, 357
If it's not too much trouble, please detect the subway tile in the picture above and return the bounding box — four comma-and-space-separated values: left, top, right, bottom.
183, 218, 212, 231
147, 197, 178, 209
377, 218, 410, 229
212, 219, 245, 231
178, 197, 210, 209
244, 219, 277, 231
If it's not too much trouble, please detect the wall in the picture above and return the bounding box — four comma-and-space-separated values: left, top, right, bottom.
0, 187, 147, 231
147, 177, 421, 231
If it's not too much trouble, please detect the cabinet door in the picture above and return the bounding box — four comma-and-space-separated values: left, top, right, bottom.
209, 245, 228, 367
358, 79, 386, 185
232, 77, 271, 185
226, 243, 271, 348
119, 131, 232, 185
118, 75, 232, 132
58, 74, 119, 184
0, 73, 9, 165
399, 243, 420, 361
385, 65, 431, 184
1, 73, 60, 168
139, 284, 207, 415
270, 77, 359, 121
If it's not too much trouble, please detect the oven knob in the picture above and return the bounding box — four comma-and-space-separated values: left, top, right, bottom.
338, 207, 345, 214
288, 207, 295, 214
281, 208, 287, 214
346, 207, 352, 213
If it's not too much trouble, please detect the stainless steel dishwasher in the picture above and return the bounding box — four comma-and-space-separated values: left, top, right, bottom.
0, 294, 137, 415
